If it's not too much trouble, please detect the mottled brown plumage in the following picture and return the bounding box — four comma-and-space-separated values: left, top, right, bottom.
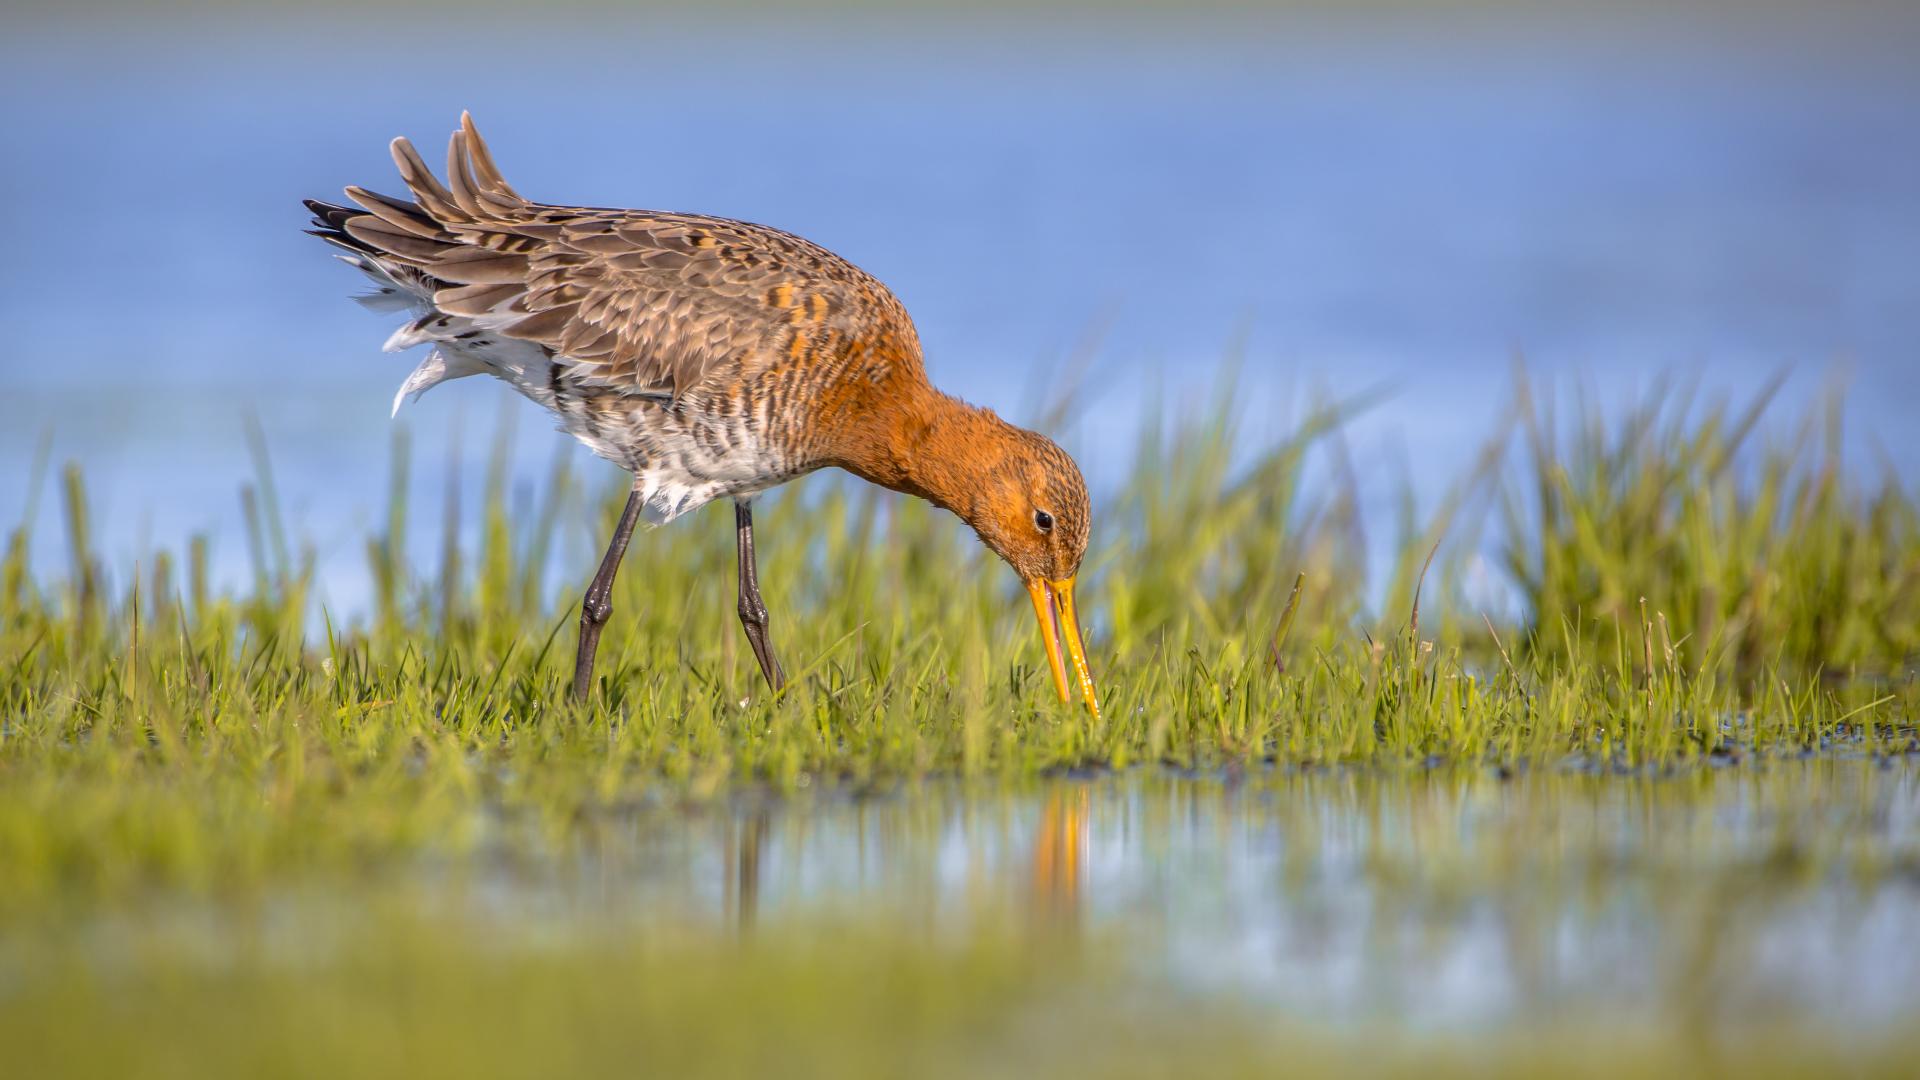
330, 113, 915, 406
304, 113, 1098, 715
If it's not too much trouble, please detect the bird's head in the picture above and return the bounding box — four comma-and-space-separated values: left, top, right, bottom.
957, 427, 1100, 719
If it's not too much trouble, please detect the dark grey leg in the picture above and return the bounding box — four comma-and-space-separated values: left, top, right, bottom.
572, 488, 644, 701
735, 501, 786, 692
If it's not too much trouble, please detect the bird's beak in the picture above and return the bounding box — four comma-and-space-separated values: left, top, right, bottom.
1026, 577, 1100, 720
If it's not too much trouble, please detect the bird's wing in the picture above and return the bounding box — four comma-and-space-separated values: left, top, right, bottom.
336, 113, 912, 398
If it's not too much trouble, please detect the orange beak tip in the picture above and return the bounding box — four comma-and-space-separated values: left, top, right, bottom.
1029, 576, 1099, 721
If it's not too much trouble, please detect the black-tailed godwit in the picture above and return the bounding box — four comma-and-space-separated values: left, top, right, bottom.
304, 114, 1097, 716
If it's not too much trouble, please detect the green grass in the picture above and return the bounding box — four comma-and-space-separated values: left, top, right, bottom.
0, 375, 1913, 902
3, 363, 1920, 1076
2, 375, 1918, 1078
1503, 372, 1920, 677
7, 378, 1915, 764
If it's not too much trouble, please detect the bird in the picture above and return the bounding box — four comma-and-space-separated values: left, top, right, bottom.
303, 113, 1098, 717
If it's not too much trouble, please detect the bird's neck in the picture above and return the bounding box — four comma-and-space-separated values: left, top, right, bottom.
830, 379, 1018, 522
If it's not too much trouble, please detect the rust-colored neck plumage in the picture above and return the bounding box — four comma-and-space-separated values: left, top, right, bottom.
805, 334, 1090, 586
827, 377, 1021, 520
812, 347, 1090, 587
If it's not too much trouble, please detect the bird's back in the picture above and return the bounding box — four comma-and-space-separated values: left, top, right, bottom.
306, 114, 927, 522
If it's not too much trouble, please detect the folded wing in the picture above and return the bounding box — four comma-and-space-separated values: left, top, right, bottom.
327, 112, 908, 400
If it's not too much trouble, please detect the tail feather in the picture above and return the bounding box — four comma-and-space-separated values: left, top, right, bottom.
460, 111, 523, 201
389, 136, 469, 224
344, 256, 424, 313
302, 114, 536, 417
343, 186, 446, 240
303, 197, 357, 231
343, 214, 459, 262
305, 114, 532, 287
445, 130, 488, 218
304, 199, 375, 252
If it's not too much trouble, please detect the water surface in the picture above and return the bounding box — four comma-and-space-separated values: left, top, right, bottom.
4, 8, 1916, 614
445, 759, 1920, 1029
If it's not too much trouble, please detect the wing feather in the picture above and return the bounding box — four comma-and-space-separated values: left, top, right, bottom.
344, 186, 445, 239
428, 246, 531, 285
331, 112, 918, 398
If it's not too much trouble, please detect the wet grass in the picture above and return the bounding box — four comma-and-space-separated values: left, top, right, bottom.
2, 375, 1918, 1076
1, 382, 1915, 843
5, 376, 1914, 788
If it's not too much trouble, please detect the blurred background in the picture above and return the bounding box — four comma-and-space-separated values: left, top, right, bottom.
4, 0, 1916, 616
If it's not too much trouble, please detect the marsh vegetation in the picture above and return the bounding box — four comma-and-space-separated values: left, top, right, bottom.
3, 377, 1916, 1076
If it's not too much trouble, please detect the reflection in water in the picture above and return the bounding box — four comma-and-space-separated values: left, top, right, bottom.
1029, 787, 1089, 925
558, 760, 1919, 1029
724, 809, 771, 931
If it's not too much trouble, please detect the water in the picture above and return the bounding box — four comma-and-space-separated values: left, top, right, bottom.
4, 6, 1918, 616
49, 759, 1918, 1033
552, 761, 1920, 1027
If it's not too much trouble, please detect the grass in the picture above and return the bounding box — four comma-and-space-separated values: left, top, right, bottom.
1, 374, 1917, 1077
0, 374, 1912, 898
5, 376, 1914, 784
1503, 372, 1920, 677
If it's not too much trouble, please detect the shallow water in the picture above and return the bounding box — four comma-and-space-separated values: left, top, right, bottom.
12, 758, 1915, 1051
4, 7, 1918, 615
422, 758, 1920, 1029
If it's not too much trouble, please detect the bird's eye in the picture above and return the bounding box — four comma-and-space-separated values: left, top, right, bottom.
1034, 509, 1054, 533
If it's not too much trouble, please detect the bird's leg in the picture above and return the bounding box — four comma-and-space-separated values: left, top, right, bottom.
572, 488, 644, 702
734, 501, 786, 693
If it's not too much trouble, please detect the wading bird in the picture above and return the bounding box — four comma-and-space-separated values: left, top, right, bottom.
303, 114, 1098, 716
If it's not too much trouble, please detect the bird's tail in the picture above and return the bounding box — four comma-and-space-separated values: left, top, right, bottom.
301, 197, 436, 313
299, 114, 532, 415
301, 112, 531, 311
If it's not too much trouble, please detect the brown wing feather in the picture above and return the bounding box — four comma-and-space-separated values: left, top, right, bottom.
349, 111, 917, 398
